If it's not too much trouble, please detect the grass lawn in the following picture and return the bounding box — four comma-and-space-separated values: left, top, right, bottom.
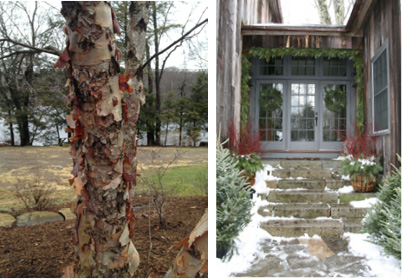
137, 164, 208, 196
0, 146, 208, 210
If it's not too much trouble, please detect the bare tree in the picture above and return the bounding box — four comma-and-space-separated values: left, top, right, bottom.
56, 2, 139, 276
314, 0, 332, 25
314, 0, 355, 25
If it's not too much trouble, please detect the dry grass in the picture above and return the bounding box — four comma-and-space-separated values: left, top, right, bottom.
0, 146, 207, 210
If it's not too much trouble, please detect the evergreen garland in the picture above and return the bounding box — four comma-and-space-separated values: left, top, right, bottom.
241, 53, 252, 128
242, 47, 365, 133
216, 139, 253, 260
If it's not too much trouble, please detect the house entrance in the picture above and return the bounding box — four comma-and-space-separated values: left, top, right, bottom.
251, 56, 354, 158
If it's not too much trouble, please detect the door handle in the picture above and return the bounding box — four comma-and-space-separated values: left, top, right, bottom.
315, 112, 318, 126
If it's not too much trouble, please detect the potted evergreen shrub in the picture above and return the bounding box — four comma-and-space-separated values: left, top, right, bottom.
341, 125, 383, 192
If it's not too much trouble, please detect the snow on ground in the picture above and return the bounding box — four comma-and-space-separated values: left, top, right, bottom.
216, 164, 401, 277
215, 166, 275, 277
350, 197, 379, 208
346, 232, 402, 278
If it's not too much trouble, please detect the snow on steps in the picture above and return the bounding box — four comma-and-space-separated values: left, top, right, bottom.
259, 160, 373, 237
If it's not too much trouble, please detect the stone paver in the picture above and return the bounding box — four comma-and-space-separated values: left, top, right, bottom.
0, 213, 15, 227
16, 211, 64, 226
232, 237, 372, 277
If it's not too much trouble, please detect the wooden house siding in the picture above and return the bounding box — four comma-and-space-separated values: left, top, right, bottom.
361, 0, 401, 173
216, 0, 282, 138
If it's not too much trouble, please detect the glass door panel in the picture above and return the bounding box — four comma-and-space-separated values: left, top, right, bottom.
290, 83, 316, 143
259, 83, 284, 144
322, 84, 347, 143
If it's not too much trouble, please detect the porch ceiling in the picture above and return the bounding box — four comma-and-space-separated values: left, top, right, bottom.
241, 24, 363, 50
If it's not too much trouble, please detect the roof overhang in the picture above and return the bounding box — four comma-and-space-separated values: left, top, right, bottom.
242, 24, 359, 37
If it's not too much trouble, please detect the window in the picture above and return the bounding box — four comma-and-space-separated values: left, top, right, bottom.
260, 58, 283, 75
323, 58, 347, 77
371, 42, 389, 133
291, 57, 315, 76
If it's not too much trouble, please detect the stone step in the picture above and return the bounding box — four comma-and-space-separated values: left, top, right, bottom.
326, 179, 349, 190
267, 190, 338, 204
272, 168, 337, 180
271, 203, 331, 218
339, 192, 376, 203
261, 219, 344, 238
330, 204, 370, 219
258, 203, 369, 219
276, 180, 325, 190
343, 218, 365, 233
279, 160, 324, 170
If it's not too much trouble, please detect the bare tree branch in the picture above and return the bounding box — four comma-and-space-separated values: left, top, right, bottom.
139, 18, 207, 74
0, 38, 60, 59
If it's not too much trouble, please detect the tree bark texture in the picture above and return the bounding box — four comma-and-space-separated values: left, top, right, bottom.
165, 209, 208, 278
123, 0, 148, 235
333, 0, 345, 25
56, 2, 139, 277
315, 0, 332, 25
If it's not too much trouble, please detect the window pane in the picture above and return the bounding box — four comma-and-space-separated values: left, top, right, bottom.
291, 57, 315, 76
260, 58, 283, 76
322, 84, 347, 142
259, 83, 283, 141
374, 89, 388, 131
323, 58, 347, 77
372, 48, 389, 132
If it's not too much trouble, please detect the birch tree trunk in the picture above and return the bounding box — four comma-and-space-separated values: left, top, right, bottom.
56, 2, 139, 277
123, 0, 148, 232
315, 0, 332, 25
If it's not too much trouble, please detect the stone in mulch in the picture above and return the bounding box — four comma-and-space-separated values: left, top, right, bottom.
58, 208, 76, 221
16, 211, 64, 227
0, 213, 15, 228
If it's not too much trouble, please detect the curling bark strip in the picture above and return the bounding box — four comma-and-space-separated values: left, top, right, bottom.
56, 2, 139, 277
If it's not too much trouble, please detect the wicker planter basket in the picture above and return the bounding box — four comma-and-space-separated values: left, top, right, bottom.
242, 172, 256, 186
350, 175, 376, 192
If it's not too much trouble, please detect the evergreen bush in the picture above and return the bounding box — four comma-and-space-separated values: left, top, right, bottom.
216, 139, 253, 260
363, 156, 401, 259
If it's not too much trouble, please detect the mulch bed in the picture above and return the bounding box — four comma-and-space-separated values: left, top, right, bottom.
0, 196, 208, 278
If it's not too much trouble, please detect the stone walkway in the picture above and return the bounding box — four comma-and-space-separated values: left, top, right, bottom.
231, 160, 380, 277
233, 235, 371, 277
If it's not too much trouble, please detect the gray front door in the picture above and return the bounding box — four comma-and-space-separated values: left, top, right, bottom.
253, 56, 353, 155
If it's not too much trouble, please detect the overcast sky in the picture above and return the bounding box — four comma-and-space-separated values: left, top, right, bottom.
280, 0, 354, 25
29, 1, 208, 70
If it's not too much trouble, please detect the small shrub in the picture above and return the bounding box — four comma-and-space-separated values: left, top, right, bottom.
14, 175, 55, 211
216, 139, 253, 260
193, 169, 208, 196
342, 123, 380, 158
139, 148, 185, 225
227, 120, 260, 156
363, 156, 401, 259
227, 120, 264, 180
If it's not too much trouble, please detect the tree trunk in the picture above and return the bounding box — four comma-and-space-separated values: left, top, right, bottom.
333, 0, 345, 25
152, 2, 161, 146
145, 42, 155, 145
165, 122, 169, 146
57, 2, 139, 277
7, 110, 14, 146
315, 0, 332, 25
124, 0, 148, 238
